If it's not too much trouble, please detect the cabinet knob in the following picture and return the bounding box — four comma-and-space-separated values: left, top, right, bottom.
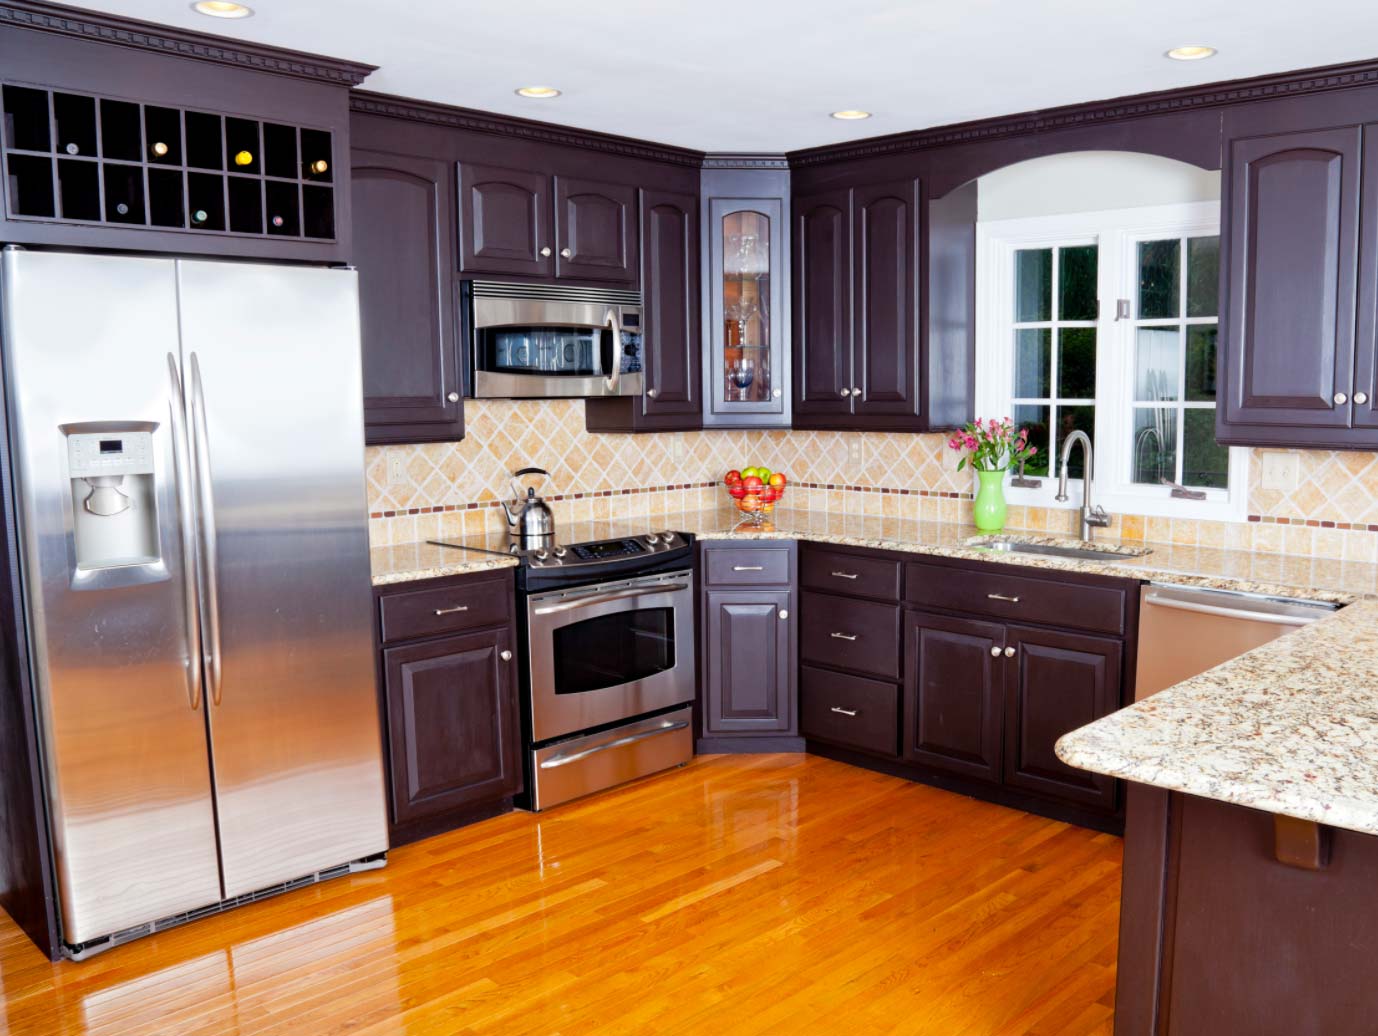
1004, 646, 1016, 658
447, 391, 460, 402
540, 246, 552, 257
560, 247, 572, 258
839, 388, 850, 398
772, 388, 782, 398
851, 387, 862, 397
779, 610, 789, 620
1335, 392, 1349, 405
647, 388, 659, 398
500, 650, 512, 661
1357, 392, 1370, 406
990, 646, 1002, 657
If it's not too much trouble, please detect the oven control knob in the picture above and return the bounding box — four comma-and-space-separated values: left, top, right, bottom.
645, 534, 659, 544
535, 550, 549, 561
662, 531, 676, 542
554, 547, 567, 558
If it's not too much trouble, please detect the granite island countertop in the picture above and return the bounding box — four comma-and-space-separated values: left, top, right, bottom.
1056, 599, 1378, 836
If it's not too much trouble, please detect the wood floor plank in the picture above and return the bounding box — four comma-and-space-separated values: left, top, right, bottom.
0, 754, 1122, 1035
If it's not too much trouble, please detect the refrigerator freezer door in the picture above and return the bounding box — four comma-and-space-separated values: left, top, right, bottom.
0, 250, 223, 944
174, 260, 387, 897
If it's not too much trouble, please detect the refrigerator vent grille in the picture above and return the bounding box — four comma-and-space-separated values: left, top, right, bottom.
62, 854, 386, 960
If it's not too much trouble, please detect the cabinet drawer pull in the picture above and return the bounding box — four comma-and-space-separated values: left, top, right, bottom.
733, 565, 765, 571
986, 593, 1021, 603
830, 706, 858, 717
830, 632, 858, 641
831, 571, 859, 580
433, 604, 470, 616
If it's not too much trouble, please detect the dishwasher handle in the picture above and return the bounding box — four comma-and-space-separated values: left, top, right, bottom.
1142, 593, 1323, 628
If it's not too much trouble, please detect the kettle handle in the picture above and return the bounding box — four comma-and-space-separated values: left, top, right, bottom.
513, 466, 549, 479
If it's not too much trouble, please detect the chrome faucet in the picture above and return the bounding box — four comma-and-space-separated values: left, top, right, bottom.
1055, 430, 1111, 541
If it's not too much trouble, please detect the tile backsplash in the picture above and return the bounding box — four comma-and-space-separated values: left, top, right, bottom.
366, 399, 1378, 563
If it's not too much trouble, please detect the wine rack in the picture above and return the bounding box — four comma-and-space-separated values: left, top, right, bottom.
1, 83, 335, 241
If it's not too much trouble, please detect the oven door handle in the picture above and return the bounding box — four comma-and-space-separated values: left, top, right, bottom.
539, 719, 690, 770
532, 583, 689, 616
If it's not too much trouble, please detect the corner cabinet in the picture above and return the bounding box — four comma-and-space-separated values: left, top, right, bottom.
698, 542, 800, 751
701, 164, 791, 427
586, 187, 701, 432
1217, 106, 1378, 448
351, 145, 465, 444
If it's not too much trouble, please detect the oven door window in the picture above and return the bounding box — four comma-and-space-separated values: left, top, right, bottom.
475, 327, 611, 376
551, 607, 675, 695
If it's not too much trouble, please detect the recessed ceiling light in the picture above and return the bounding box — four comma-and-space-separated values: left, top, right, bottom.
1166, 45, 1217, 61
192, 1, 253, 17
515, 86, 562, 99
831, 110, 872, 121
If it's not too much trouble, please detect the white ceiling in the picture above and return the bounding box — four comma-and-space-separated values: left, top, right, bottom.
65, 1, 1378, 152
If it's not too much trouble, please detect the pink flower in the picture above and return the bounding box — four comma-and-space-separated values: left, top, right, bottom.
964, 435, 978, 450
1028, 446, 1038, 455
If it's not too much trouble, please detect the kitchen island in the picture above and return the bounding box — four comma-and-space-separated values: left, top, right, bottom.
1057, 600, 1378, 1035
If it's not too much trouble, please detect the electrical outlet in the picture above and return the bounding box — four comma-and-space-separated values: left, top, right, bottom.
1260, 451, 1300, 492
847, 438, 864, 468
387, 453, 408, 486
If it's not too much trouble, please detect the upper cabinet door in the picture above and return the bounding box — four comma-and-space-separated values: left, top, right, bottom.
792, 188, 854, 420
639, 188, 701, 420
554, 177, 638, 284
351, 148, 464, 444
1218, 127, 1362, 442
1353, 125, 1378, 431
852, 178, 921, 419
457, 162, 553, 277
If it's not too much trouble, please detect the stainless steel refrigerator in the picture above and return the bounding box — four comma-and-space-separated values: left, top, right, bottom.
0, 248, 388, 957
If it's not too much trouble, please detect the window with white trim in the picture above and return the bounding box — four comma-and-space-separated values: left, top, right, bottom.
976, 202, 1247, 522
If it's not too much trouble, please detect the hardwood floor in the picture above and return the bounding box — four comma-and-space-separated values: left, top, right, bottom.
0, 754, 1122, 1035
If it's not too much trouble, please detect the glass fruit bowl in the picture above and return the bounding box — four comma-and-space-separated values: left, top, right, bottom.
724, 480, 785, 526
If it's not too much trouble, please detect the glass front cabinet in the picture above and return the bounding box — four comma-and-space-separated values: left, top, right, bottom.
702, 166, 790, 426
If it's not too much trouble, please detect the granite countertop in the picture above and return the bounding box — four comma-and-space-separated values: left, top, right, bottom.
1056, 600, 1378, 836
370, 539, 519, 586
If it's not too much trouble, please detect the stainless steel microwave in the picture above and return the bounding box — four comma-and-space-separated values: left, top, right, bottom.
464, 280, 644, 399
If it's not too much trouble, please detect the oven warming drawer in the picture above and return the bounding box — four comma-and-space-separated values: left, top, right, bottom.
529, 707, 692, 811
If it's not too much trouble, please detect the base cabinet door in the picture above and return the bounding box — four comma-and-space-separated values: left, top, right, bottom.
351, 148, 464, 444
704, 589, 794, 734
382, 628, 521, 825
1002, 626, 1121, 810
903, 611, 1004, 782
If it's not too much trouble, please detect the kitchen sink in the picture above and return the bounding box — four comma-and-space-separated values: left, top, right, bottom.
965, 537, 1153, 563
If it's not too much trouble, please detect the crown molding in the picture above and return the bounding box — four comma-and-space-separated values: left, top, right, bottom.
701, 153, 790, 169
789, 56, 1378, 167
350, 91, 706, 168
0, 0, 376, 86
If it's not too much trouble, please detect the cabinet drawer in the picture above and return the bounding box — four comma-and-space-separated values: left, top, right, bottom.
702, 545, 792, 586
800, 591, 901, 679
800, 544, 901, 601
800, 666, 898, 756
379, 574, 513, 644
904, 561, 1127, 637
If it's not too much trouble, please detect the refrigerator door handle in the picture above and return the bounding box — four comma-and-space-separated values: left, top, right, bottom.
167, 354, 204, 712
189, 352, 224, 707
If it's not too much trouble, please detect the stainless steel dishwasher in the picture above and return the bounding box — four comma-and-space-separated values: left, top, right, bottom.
1134, 583, 1338, 700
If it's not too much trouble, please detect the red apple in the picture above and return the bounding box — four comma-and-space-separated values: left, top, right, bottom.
743, 475, 763, 490
728, 484, 746, 499
725, 469, 742, 485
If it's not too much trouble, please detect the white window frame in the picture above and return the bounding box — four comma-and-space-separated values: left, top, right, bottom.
975, 202, 1248, 523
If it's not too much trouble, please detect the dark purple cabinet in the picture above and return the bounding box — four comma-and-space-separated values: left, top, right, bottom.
902, 610, 1004, 783
790, 178, 933, 431
586, 187, 700, 431
375, 569, 522, 845
853, 178, 920, 419
382, 627, 521, 826
457, 161, 554, 278
792, 188, 853, 419
703, 590, 794, 735
351, 147, 464, 444
554, 176, 637, 283
1355, 127, 1378, 432
1003, 626, 1120, 811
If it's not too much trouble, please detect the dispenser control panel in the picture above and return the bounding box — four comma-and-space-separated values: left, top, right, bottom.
67, 432, 154, 479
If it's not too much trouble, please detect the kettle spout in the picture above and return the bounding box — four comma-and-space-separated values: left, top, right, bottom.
499, 497, 519, 527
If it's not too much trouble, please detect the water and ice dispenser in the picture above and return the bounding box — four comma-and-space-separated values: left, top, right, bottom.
65, 427, 160, 570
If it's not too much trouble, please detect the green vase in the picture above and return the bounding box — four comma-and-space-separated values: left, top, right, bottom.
972, 469, 1008, 533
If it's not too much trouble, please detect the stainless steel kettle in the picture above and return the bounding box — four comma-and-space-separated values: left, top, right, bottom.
501, 466, 556, 550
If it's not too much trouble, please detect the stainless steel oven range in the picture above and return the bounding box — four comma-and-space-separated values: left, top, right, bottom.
431, 529, 697, 810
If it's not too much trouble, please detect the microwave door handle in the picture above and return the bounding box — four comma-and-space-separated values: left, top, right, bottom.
604, 310, 621, 394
